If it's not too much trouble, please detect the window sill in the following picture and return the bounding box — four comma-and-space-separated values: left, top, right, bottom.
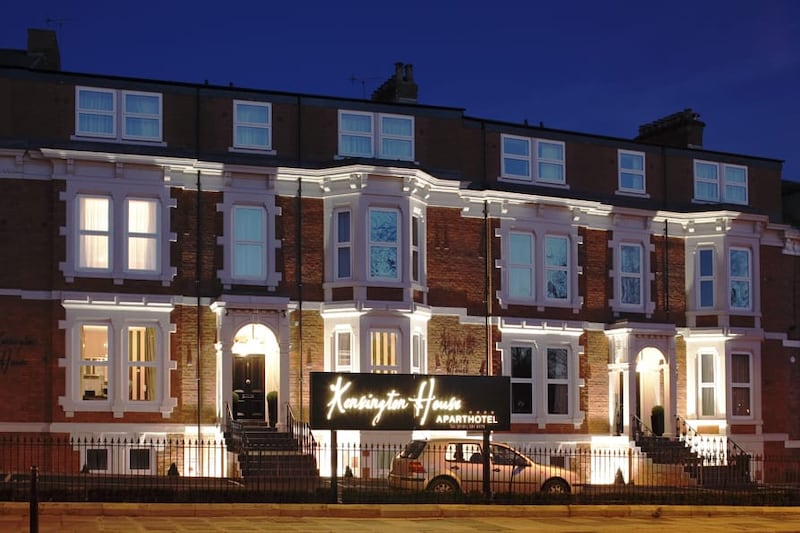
615, 189, 650, 198
71, 134, 167, 147
228, 147, 277, 156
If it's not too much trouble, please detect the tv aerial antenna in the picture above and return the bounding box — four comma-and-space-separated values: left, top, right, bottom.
349, 74, 382, 99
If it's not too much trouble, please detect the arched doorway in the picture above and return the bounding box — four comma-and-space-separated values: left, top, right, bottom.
231, 323, 279, 421
635, 347, 667, 434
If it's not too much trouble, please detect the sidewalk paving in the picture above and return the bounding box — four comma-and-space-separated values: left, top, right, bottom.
2, 503, 800, 532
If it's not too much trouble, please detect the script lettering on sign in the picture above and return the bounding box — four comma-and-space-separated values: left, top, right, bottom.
325, 375, 462, 426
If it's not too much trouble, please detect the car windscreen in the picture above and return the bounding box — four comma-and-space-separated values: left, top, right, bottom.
399, 440, 427, 459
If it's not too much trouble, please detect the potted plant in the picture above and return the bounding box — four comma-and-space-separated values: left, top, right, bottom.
651, 405, 665, 436
267, 391, 278, 428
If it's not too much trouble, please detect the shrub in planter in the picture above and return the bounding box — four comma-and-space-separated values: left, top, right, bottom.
267, 391, 278, 428
651, 405, 665, 436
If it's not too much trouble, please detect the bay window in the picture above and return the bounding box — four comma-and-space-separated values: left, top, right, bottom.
369, 208, 400, 280
729, 248, 751, 310
731, 353, 751, 417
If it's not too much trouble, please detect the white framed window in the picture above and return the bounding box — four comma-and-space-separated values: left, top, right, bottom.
697, 247, 715, 309
338, 111, 414, 161
233, 100, 272, 150
694, 160, 748, 204
508, 232, 534, 300
510, 345, 534, 416
218, 191, 281, 290
79, 324, 110, 401
334, 330, 352, 371
544, 235, 569, 301
501, 135, 531, 179
62, 177, 175, 285
411, 215, 421, 283
78, 195, 112, 271
60, 298, 177, 417
127, 326, 158, 401
411, 332, 424, 374
729, 247, 751, 310
125, 198, 160, 273
619, 243, 643, 306
335, 209, 352, 280
232, 206, 266, 280
730, 352, 751, 418
537, 141, 565, 184
618, 150, 645, 193
500, 134, 565, 185
76, 88, 115, 138
75, 87, 163, 143
370, 330, 399, 373
699, 351, 716, 417
368, 208, 400, 281
546, 347, 569, 415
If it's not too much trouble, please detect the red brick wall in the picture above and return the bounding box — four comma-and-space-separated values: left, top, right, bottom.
580, 228, 612, 322
583, 331, 609, 434
426, 207, 490, 316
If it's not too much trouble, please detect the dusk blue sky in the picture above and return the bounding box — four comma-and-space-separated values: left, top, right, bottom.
3, 1, 799, 180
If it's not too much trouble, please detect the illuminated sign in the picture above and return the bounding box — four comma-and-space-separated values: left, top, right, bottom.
309, 372, 510, 431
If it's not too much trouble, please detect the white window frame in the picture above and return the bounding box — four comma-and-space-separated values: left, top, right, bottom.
334, 329, 352, 372
369, 329, 400, 374
411, 332, 425, 374
126, 325, 159, 402
618, 243, 643, 308
368, 207, 401, 282
697, 247, 715, 309
698, 351, 716, 418
728, 247, 752, 311
338, 110, 414, 161
62, 179, 175, 285
59, 298, 177, 417
730, 352, 752, 419
544, 235, 569, 302
125, 197, 160, 274
77, 195, 113, 272
217, 192, 282, 290
508, 231, 534, 301
74, 86, 163, 144
694, 160, 748, 205
617, 150, 646, 194
334, 209, 352, 280
232, 100, 273, 152
411, 214, 421, 284
509, 344, 535, 418
546, 346, 570, 416
500, 134, 566, 185
231, 205, 267, 281
75, 87, 116, 139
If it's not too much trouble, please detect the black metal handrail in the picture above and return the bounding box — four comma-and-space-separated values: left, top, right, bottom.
286, 402, 315, 454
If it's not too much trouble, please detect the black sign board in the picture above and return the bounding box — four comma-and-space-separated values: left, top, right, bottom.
309, 372, 510, 431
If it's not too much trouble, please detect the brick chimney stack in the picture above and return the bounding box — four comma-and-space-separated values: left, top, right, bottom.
635, 108, 705, 148
26, 28, 61, 71
371, 62, 418, 104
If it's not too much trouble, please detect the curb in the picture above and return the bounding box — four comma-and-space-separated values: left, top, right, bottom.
3, 502, 800, 519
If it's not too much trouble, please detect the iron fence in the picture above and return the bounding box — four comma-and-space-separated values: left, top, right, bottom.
1, 435, 800, 505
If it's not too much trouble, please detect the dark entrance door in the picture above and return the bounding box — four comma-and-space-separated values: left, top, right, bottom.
233, 354, 265, 419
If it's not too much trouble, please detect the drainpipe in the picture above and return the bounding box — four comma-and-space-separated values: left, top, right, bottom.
484, 200, 491, 376
196, 169, 202, 447
297, 177, 303, 422
195, 86, 202, 449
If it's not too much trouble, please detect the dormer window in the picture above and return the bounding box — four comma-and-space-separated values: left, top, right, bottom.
338, 111, 414, 161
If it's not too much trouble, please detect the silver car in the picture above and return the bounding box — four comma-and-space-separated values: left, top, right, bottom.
388, 438, 576, 494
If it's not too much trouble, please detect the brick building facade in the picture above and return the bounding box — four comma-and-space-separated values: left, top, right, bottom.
1, 29, 799, 475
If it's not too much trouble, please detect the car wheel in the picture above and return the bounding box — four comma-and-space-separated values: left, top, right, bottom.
541, 478, 570, 494
426, 477, 459, 493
